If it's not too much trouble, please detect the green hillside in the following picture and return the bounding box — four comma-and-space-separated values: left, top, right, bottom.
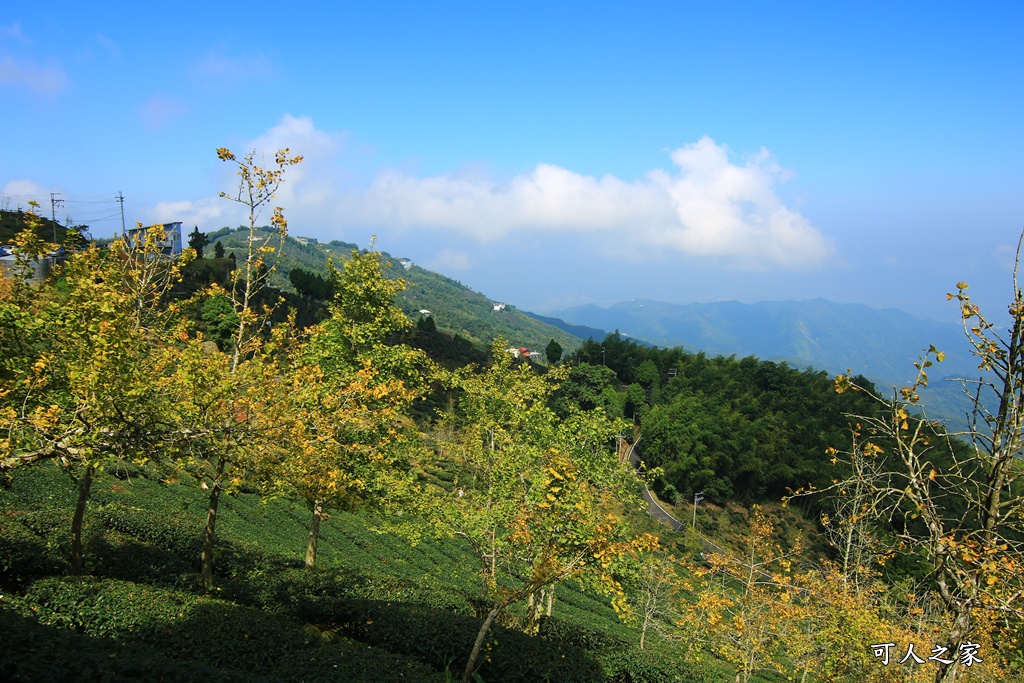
0, 209, 75, 245
207, 227, 581, 353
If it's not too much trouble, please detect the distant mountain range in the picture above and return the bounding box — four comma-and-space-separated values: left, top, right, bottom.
544, 298, 984, 427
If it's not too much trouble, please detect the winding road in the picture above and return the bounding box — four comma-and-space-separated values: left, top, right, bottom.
625, 436, 729, 557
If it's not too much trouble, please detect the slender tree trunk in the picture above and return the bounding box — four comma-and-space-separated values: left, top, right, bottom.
201, 456, 226, 589
490, 527, 496, 579
545, 583, 554, 616
305, 499, 323, 569
70, 465, 94, 575
640, 611, 650, 650
525, 589, 544, 635
463, 603, 504, 683
935, 604, 973, 683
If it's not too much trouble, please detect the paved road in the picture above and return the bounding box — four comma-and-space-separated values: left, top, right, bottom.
626, 436, 729, 557
627, 437, 802, 593
626, 437, 685, 531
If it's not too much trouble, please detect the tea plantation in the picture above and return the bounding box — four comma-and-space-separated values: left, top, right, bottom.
0, 464, 720, 682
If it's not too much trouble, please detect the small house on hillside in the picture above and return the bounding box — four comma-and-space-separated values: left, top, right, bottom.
397, 258, 413, 270
492, 302, 506, 312
127, 222, 183, 257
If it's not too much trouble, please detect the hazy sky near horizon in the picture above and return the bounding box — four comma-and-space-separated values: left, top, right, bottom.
2, 2, 1021, 321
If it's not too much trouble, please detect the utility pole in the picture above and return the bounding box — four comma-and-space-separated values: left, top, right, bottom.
50, 192, 63, 243
692, 491, 704, 529
116, 192, 126, 238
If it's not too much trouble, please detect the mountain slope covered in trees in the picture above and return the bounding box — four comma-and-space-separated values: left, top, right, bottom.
206, 227, 582, 353
551, 298, 979, 427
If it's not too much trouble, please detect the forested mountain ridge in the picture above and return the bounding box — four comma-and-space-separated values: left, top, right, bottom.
551, 298, 978, 426
206, 226, 582, 353
550, 298, 970, 381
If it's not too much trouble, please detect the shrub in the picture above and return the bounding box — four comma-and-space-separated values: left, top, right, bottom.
597, 645, 713, 683
0, 511, 66, 588
95, 502, 203, 558
0, 604, 242, 682
300, 597, 604, 682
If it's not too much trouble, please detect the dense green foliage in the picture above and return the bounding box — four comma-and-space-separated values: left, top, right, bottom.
187, 226, 209, 259
571, 334, 881, 503
289, 266, 334, 300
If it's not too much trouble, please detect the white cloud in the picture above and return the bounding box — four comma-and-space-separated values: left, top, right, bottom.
233, 114, 347, 222
152, 196, 229, 229
151, 117, 831, 270
193, 51, 276, 82
139, 94, 187, 129
338, 135, 831, 269
151, 115, 345, 231
1, 179, 56, 210
95, 34, 120, 59
0, 55, 68, 97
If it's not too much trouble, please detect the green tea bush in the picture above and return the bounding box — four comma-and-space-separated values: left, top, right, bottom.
539, 615, 627, 651
95, 502, 204, 558
0, 604, 242, 682
86, 531, 197, 585
0, 513, 66, 588
23, 576, 204, 640
0, 465, 77, 509
300, 597, 604, 682
596, 645, 713, 683
1, 598, 442, 682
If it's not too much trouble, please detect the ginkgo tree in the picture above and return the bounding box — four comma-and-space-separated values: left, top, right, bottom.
0, 220, 188, 574
170, 146, 301, 588
426, 340, 656, 683
215, 146, 301, 372
266, 245, 432, 568
800, 233, 1024, 683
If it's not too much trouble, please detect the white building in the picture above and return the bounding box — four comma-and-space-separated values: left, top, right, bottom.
126, 222, 183, 257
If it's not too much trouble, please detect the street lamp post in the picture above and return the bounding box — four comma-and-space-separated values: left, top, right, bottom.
692, 491, 704, 529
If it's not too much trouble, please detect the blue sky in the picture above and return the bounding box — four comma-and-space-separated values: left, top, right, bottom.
2, 2, 1022, 322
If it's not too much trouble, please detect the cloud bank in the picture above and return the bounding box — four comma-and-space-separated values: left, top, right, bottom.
156, 117, 830, 270
339, 135, 830, 269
